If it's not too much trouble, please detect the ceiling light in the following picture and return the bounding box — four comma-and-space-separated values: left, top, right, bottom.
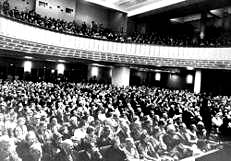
24, 56, 33, 59
58, 59, 66, 63
186, 66, 194, 70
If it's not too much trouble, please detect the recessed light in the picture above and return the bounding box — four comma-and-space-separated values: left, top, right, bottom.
186, 66, 194, 70
58, 59, 66, 63
24, 56, 33, 59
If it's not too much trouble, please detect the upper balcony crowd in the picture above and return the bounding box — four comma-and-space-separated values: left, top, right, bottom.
1, 0, 231, 48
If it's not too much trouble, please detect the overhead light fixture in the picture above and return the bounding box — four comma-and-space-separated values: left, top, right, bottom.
24, 56, 33, 59
46, 59, 56, 62
186, 66, 194, 70
186, 74, 193, 84
58, 59, 66, 63
91, 66, 99, 77
57, 64, 65, 75
155, 73, 161, 81
24, 61, 32, 73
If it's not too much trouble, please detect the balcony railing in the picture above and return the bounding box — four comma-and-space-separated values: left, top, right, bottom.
1, 16, 231, 69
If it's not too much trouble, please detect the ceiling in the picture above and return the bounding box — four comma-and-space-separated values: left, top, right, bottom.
131, 0, 231, 21
84, 0, 231, 21
170, 7, 231, 23
84, 0, 187, 17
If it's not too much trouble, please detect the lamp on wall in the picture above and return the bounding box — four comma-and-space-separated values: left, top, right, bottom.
57, 63, 65, 75
91, 66, 99, 77
24, 61, 32, 73
186, 74, 193, 84
155, 72, 161, 81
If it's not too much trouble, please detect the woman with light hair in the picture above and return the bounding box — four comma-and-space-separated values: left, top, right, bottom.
14, 117, 28, 141
58, 139, 76, 161
137, 130, 160, 161
123, 137, 140, 160
0, 135, 22, 161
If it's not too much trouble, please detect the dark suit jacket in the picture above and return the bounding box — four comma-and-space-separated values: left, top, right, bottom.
100, 145, 127, 161
77, 150, 102, 161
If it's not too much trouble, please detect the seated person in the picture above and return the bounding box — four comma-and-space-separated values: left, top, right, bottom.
178, 123, 202, 156
136, 130, 160, 161
96, 125, 114, 147
123, 137, 140, 160
77, 141, 103, 161
57, 139, 76, 161
159, 124, 187, 160
100, 137, 127, 161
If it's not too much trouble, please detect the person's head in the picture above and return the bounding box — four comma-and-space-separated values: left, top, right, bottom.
17, 117, 26, 126
50, 117, 58, 125
153, 125, 160, 135
53, 132, 63, 145
125, 137, 135, 148
60, 125, 69, 135
4, 114, 10, 122
86, 126, 95, 136
197, 121, 205, 130
39, 121, 47, 132
70, 116, 78, 126
216, 112, 223, 118
166, 124, 176, 135
113, 113, 119, 121
61, 139, 74, 154
162, 113, 168, 120
140, 130, 149, 143
25, 109, 33, 122
26, 131, 37, 146
14, 127, 23, 138
0, 114, 4, 122
178, 116, 183, 123
102, 125, 111, 137
159, 118, 166, 128
179, 123, 187, 132
33, 114, 41, 125
190, 124, 197, 132
133, 115, 140, 123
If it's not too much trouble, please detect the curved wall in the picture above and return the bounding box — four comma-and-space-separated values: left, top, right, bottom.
1, 16, 231, 69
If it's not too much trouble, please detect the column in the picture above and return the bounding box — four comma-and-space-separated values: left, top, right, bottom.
194, 70, 201, 94
112, 66, 130, 87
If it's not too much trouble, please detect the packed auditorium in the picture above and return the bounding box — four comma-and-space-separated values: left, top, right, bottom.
0, 0, 231, 161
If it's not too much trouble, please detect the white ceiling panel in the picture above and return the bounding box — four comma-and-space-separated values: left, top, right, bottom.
84, 0, 186, 16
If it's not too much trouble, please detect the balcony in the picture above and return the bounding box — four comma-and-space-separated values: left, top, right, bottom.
1, 16, 231, 69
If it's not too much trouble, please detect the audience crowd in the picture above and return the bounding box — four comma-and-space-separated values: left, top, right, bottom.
0, 80, 230, 161
1, 0, 231, 47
